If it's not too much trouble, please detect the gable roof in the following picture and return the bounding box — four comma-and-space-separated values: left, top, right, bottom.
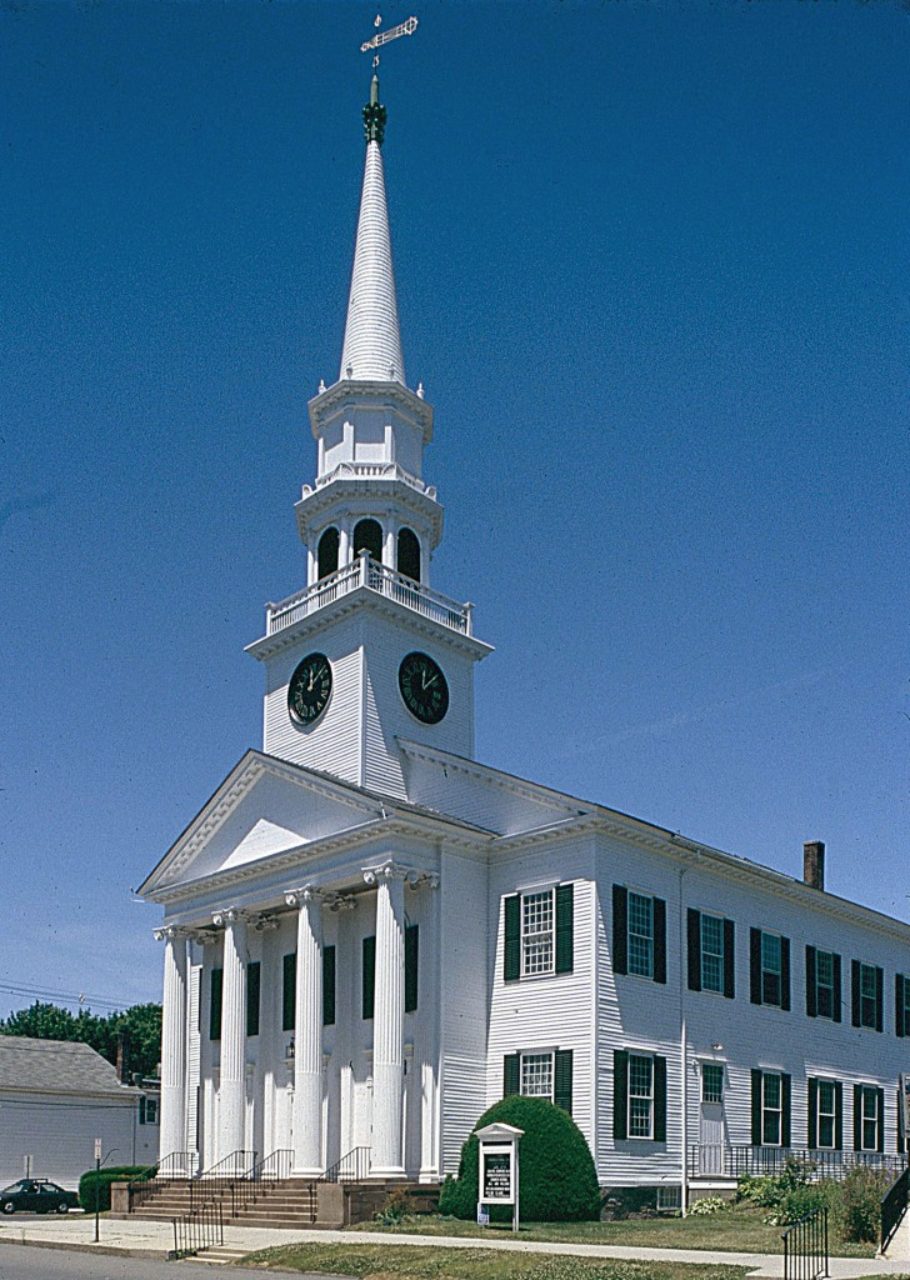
0, 1037, 138, 1099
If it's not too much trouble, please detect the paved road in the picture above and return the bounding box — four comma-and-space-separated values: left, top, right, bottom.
0, 1242, 340, 1280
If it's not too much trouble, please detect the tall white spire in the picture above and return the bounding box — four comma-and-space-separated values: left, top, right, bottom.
339, 76, 406, 385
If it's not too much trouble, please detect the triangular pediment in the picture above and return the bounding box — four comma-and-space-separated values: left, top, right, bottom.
140, 751, 385, 896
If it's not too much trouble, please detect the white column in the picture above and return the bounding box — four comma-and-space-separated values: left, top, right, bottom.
213, 908, 247, 1163
306, 544, 317, 587
419, 875, 441, 1181
155, 926, 188, 1174
286, 887, 324, 1176
339, 521, 351, 567
365, 861, 406, 1178
383, 521, 396, 571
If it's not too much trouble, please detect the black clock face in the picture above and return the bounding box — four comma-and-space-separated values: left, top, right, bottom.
398, 651, 449, 725
288, 652, 332, 726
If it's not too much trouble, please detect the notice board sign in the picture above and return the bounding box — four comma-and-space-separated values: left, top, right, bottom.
481, 1145, 514, 1203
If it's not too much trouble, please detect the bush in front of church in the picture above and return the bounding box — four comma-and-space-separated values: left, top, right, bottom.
438, 1096, 601, 1222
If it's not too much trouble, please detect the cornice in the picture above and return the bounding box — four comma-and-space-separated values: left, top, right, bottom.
307, 378, 434, 443
245, 587, 493, 663
295, 479, 444, 548
398, 741, 585, 818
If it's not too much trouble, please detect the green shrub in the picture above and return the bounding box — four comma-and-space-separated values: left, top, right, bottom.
373, 1187, 414, 1226
688, 1196, 729, 1216
736, 1174, 784, 1208
78, 1165, 154, 1213
836, 1166, 890, 1243
438, 1096, 601, 1223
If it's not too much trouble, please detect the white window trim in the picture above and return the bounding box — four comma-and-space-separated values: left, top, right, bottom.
859, 1085, 880, 1152
699, 912, 725, 995
519, 1050, 556, 1103
627, 1052, 655, 1141
858, 963, 878, 1030
626, 889, 655, 981
760, 931, 784, 1008
761, 1071, 783, 1147
816, 1079, 837, 1151
814, 949, 836, 1020
520, 887, 555, 978
701, 1062, 725, 1104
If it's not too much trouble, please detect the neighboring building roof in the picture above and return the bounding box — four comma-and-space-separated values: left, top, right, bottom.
0, 1037, 139, 1100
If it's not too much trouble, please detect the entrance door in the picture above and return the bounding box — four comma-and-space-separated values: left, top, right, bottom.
698, 1063, 727, 1175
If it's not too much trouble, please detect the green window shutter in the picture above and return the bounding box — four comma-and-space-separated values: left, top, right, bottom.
613, 1050, 629, 1140
832, 954, 842, 1023
782, 1073, 792, 1147
555, 884, 574, 974
897, 974, 906, 1039
780, 937, 791, 1012
210, 968, 223, 1041
851, 960, 861, 1027
749, 929, 762, 1005
554, 1048, 573, 1115
653, 1054, 667, 1142
687, 909, 702, 992
504, 895, 521, 982
282, 953, 296, 1032
362, 935, 376, 1020
653, 897, 667, 985
853, 1084, 863, 1150
834, 1082, 843, 1151
405, 925, 419, 1013
875, 967, 884, 1032
323, 945, 336, 1027
807, 1078, 818, 1148
751, 1069, 763, 1146
613, 886, 628, 976
877, 1088, 885, 1153
503, 1053, 520, 1098
246, 961, 261, 1037
723, 919, 736, 999
805, 946, 817, 1018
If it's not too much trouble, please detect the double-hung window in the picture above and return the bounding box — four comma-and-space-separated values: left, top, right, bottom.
751, 1069, 791, 1147
520, 1052, 553, 1100
750, 929, 790, 1009
761, 934, 782, 1006
503, 885, 574, 981
808, 1077, 842, 1150
815, 950, 834, 1019
613, 1050, 667, 1142
851, 961, 883, 1031
897, 974, 910, 1038
628, 1054, 654, 1137
700, 915, 725, 993
613, 886, 666, 984
854, 1084, 883, 1152
687, 909, 735, 997
502, 1048, 574, 1113
522, 890, 554, 976
628, 893, 654, 978
817, 1080, 837, 1149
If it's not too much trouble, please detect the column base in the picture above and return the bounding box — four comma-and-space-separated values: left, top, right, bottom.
291, 1166, 324, 1179
418, 1169, 440, 1184
369, 1165, 406, 1180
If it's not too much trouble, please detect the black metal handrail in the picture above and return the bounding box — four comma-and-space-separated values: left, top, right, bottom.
689, 1144, 907, 1182
172, 1200, 223, 1259
189, 1148, 256, 1211
324, 1145, 371, 1182
881, 1164, 909, 1254
230, 1148, 293, 1216
127, 1151, 196, 1211
782, 1207, 828, 1280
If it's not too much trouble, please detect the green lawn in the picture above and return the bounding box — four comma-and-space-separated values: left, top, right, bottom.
349, 1206, 875, 1258
241, 1243, 753, 1280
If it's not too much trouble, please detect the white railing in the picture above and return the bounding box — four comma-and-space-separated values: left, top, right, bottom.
266, 553, 472, 637
300, 462, 435, 499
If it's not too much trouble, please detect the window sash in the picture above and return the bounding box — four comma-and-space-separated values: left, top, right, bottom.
861, 1087, 879, 1151
700, 915, 724, 993
628, 1054, 654, 1138
817, 1081, 836, 1149
903, 976, 910, 1035
761, 933, 782, 1006
815, 950, 835, 1019
762, 1073, 783, 1145
521, 890, 554, 976
702, 1063, 724, 1104
859, 965, 877, 1028
520, 1052, 553, 1101
627, 893, 654, 979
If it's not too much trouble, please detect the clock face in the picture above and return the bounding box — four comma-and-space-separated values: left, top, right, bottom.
398, 651, 449, 725
288, 652, 332, 726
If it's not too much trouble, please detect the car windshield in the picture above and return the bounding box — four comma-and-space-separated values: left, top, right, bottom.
2, 1182, 28, 1193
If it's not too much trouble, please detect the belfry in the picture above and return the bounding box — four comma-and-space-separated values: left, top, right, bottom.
139, 58, 910, 1222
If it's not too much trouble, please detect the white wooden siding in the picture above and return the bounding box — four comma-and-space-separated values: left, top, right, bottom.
0, 1092, 138, 1189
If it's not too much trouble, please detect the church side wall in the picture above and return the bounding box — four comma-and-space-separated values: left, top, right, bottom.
440, 851, 489, 1175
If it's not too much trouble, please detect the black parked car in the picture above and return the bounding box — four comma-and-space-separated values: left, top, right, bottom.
0, 1179, 80, 1214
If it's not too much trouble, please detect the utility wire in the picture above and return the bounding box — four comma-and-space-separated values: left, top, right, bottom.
0, 980, 155, 1014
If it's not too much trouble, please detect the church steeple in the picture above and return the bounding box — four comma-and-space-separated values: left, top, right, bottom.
339, 75, 405, 385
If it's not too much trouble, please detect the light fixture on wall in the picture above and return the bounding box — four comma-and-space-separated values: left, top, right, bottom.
711, 1042, 724, 1053
286, 1039, 295, 1060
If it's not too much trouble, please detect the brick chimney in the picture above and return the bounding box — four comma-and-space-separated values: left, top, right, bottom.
803, 840, 825, 891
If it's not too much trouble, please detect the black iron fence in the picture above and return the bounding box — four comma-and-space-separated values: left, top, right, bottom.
229, 1148, 294, 1217
324, 1146, 371, 1182
172, 1200, 223, 1260
782, 1207, 828, 1280
189, 1148, 256, 1211
880, 1164, 909, 1254
689, 1145, 906, 1182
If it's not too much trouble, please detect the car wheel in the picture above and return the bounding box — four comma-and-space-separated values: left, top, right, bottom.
1, 1201, 15, 1215
56, 1203, 70, 1214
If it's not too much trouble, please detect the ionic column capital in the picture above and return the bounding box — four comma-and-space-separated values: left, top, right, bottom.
153, 925, 187, 943
285, 885, 324, 909
212, 906, 245, 928
363, 859, 410, 887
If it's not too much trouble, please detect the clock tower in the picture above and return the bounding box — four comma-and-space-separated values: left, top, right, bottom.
245, 75, 491, 799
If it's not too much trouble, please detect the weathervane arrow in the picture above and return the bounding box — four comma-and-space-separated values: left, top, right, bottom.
361, 14, 419, 56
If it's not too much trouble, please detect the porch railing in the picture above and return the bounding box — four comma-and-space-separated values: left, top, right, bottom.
172, 1200, 223, 1260
128, 1151, 195, 1211
229, 1148, 293, 1217
782, 1207, 829, 1280
881, 1164, 909, 1254
689, 1145, 907, 1181
189, 1148, 256, 1211
324, 1146, 371, 1182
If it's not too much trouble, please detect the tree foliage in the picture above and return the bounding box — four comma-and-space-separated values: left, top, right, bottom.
0, 1001, 162, 1078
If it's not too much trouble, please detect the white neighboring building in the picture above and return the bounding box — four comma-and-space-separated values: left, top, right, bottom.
0, 1037, 158, 1189
140, 75, 910, 1201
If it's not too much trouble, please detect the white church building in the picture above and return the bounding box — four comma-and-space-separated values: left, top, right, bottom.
140, 75, 910, 1204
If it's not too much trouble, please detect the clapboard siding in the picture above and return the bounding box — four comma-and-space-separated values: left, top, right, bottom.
0, 1092, 138, 1189
440, 851, 489, 1174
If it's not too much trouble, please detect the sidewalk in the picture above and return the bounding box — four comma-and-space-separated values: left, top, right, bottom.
1, 1214, 908, 1277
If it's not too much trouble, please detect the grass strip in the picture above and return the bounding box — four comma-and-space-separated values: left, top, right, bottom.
241, 1242, 753, 1279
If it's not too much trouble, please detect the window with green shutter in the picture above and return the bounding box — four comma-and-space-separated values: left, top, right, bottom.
614, 887, 665, 984
323, 945, 336, 1026
555, 884, 574, 974
362, 935, 376, 1020
612, 1051, 666, 1141
503, 1053, 520, 1098
246, 961, 260, 1037
282, 952, 295, 1032
405, 924, 419, 1012
613, 1049, 629, 1140
751, 1069, 791, 1147
209, 968, 223, 1041
807, 947, 840, 1021
852, 961, 883, 1031
504, 895, 521, 982
896, 974, 910, 1038
750, 930, 790, 1009
554, 1048, 573, 1115
504, 885, 574, 981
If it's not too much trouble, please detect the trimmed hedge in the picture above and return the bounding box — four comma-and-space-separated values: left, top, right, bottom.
439, 1095, 601, 1222
78, 1165, 155, 1213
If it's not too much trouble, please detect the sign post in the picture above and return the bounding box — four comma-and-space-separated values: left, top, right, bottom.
93, 1140, 102, 1243
475, 1121, 524, 1236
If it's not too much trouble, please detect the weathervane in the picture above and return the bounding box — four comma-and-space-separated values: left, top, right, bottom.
361, 13, 419, 70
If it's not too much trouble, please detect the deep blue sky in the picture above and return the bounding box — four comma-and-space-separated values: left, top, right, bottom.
2, 2, 908, 1017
